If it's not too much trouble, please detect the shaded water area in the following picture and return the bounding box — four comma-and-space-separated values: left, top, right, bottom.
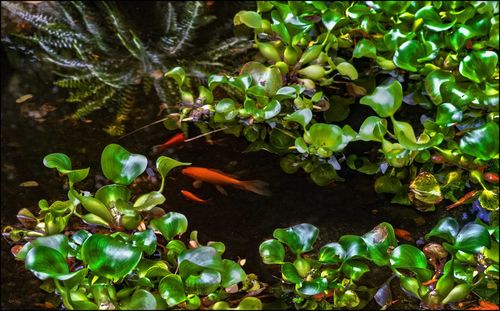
1, 47, 464, 310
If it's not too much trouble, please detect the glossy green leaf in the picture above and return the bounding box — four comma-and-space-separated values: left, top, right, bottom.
159, 274, 187, 307
375, 1, 411, 14
178, 246, 224, 278
338, 235, 368, 259
95, 184, 131, 209
165, 67, 186, 87
259, 239, 285, 264
306, 123, 343, 151
130, 230, 157, 255
101, 144, 147, 185
284, 109, 312, 128
342, 260, 370, 281
362, 223, 397, 266
281, 262, 302, 284
436, 103, 462, 126
409, 172, 443, 205
393, 40, 427, 72
336, 290, 360, 309
425, 70, 455, 105
455, 223, 491, 253
360, 79, 402, 117
136, 258, 170, 279
318, 242, 345, 264
390, 244, 432, 281
221, 259, 246, 288
150, 212, 188, 241
240, 61, 283, 96
357, 116, 387, 142
43, 153, 72, 173
25, 246, 74, 280
120, 289, 157, 310
425, 217, 459, 243
81, 234, 142, 281
133, 191, 165, 211
185, 269, 221, 295
336, 62, 358, 80
353, 39, 377, 59
263, 99, 281, 120
297, 277, 328, 296
479, 190, 499, 211
459, 122, 499, 160
156, 156, 191, 181
399, 276, 420, 299
459, 50, 498, 83
77, 195, 114, 225
322, 9, 345, 30
273, 223, 319, 255
234, 11, 262, 28
450, 25, 478, 51
415, 6, 456, 31
31, 234, 71, 257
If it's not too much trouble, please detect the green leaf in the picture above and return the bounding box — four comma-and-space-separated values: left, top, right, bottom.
43, 153, 72, 173
425, 70, 455, 105
240, 61, 283, 96
296, 277, 328, 296
409, 172, 443, 205
425, 217, 459, 243
450, 25, 478, 51
338, 235, 368, 259
32, 234, 71, 257
284, 109, 312, 128
77, 194, 114, 225
221, 259, 246, 288
275, 86, 298, 101
121, 289, 157, 310
357, 116, 387, 142
390, 244, 433, 281
342, 260, 370, 281
234, 11, 262, 28
459, 122, 499, 160
101, 144, 147, 185
259, 239, 285, 264
159, 274, 187, 307
336, 290, 360, 309
235, 297, 262, 310
156, 156, 191, 180
436, 103, 463, 126
263, 99, 281, 120
322, 9, 345, 30
318, 242, 345, 264
66, 168, 90, 185
185, 269, 221, 295
133, 191, 166, 211
336, 62, 358, 80
459, 51, 498, 83
360, 79, 402, 117
415, 6, 456, 31
306, 123, 343, 151
362, 223, 397, 266
281, 262, 302, 284
150, 212, 188, 241
95, 184, 131, 209
25, 246, 75, 280
479, 190, 499, 211
393, 40, 425, 72
273, 223, 319, 255
165, 67, 186, 87
353, 39, 377, 59
455, 223, 491, 254
178, 246, 224, 279
81, 234, 142, 281
374, 175, 403, 194
130, 230, 157, 255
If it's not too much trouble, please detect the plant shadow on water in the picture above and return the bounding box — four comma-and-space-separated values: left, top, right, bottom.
1, 52, 459, 310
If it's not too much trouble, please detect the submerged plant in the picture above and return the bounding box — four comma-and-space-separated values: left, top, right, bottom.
1, 1, 253, 135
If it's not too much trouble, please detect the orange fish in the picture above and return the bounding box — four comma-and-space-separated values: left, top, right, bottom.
446, 190, 479, 210
181, 167, 271, 196
484, 172, 499, 184
151, 133, 185, 154
467, 300, 499, 310
181, 190, 209, 204
394, 228, 412, 241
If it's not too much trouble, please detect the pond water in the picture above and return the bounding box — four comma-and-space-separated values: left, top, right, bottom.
1, 35, 463, 310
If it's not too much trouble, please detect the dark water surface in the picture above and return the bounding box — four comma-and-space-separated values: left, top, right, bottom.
1, 49, 461, 310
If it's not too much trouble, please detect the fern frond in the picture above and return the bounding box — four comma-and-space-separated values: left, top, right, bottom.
104, 85, 137, 136
72, 87, 117, 119
66, 83, 108, 103
54, 73, 95, 88
1, 1, 54, 30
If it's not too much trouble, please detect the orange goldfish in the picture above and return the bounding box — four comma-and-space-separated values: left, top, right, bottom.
181, 190, 209, 204
394, 228, 412, 241
151, 133, 185, 154
446, 190, 479, 210
181, 167, 271, 196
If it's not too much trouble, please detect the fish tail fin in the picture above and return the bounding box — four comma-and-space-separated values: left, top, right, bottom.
240, 180, 272, 196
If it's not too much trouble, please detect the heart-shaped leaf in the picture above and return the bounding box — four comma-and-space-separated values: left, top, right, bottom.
296, 277, 328, 296
360, 79, 402, 117
362, 223, 397, 266
357, 116, 387, 142
32, 234, 71, 257
459, 51, 498, 83
459, 122, 499, 160
318, 242, 345, 264
221, 259, 246, 288
95, 184, 131, 209
393, 40, 425, 72
338, 235, 368, 259
233, 10, 262, 28
390, 244, 433, 281
133, 191, 166, 211
450, 25, 479, 51
130, 230, 157, 255
101, 144, 147, 185
120, 289, 157, 310
178, 246, 224, 279
353, 39, 377, 59
259, 239, 285, 264
322, 9, 345, 30
306, 123, 344, 151
25, 246, 77, 280
156, 156, 191, 181
455, 223, 491, 253
425, 70, 455, 105
81, 234, 142, 281
159, 274, 187, 307
425, 217, 459, 243
43, 153, 72, 173
136, 258, 170, 279
436, 103, 463, 126
336, 62, 358, 80
281, 262, 302, 284
77, 194, 115, 225
185, 269, 221, 295
415, 6, 456, 31
150, 212, 188, 241
240, 62, 282, 96
342, 260, 370, 281
273, 223, 319, 255
284, 109, 312, 128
